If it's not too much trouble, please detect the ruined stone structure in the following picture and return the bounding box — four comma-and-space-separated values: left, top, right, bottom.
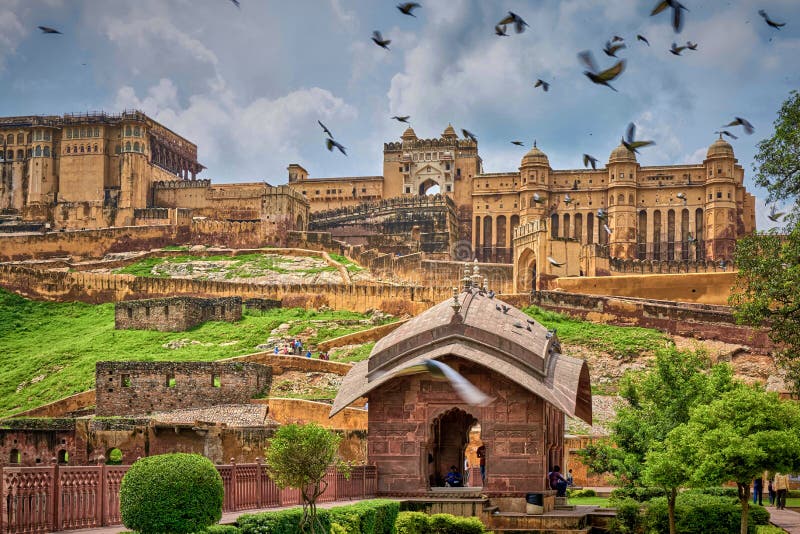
332, 270, 592, 506
114, 296, 242, 332
94, 361, 271, 417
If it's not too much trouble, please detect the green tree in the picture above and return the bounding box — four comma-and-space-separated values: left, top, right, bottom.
753, 90, 800, 206
579, 349, 735, 534
265, 423, 350, 534
666, 386, 800, 534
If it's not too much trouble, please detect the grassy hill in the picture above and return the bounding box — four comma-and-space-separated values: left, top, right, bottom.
0, 289, 384, 418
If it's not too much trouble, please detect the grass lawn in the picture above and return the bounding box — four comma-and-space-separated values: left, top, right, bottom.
568, 496, 611, 506
522, 305, 671, 358
0, 289, 386, 418
116, 253, 337, 279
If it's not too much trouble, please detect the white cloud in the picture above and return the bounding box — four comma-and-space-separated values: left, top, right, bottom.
0, 4, 26, 71
329, 0, 358, 28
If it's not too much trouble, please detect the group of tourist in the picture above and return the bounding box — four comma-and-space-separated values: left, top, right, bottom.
271, 340, 330, 360
753, 473, 792, 509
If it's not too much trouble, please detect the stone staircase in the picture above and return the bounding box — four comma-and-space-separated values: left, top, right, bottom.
482, 502, 610, 534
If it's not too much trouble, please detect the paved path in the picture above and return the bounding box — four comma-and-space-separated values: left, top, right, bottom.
769, 507, 800, 533
59, 499, 371, 534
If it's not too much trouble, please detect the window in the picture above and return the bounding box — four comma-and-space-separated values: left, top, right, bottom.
361, 188, 366, 193
127, 307, 132, 319
445, 163, 451, 171
94, 127, 100, 137
133, 142, 140, 152
66, 146, 71, 154
212, 375, 221, 388
716, 191, 722, 199
44, 131, 51, 141
134, 126, 140, 137
35, 146, 41, 157
35, 131, 42, 141
164, 306, 169, 317
405, 187, 411, 194
125, 141, 131, 151
115, 145, 121, 154
94, 144, 98, 153
6, 150, 11, 160
43, 147, 50, 157
80, 145, 84, 153
58, 450, 69, 464
446, 185, 452, 192
121, 374, 131, 387
6, 134, 12, 144
399, 166, 402, 172
125, 125, 132, 136
727, 192, 731, 199
81, 127, 87, 138
9, 449, 20, 464
165, 374, 176, 387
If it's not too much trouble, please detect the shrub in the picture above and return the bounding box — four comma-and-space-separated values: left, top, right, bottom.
643, 493, 769, 534
567, 488, 597, 498
238, 508, 331, 534
684, 487, 740, 498
119, 453, 223, 534
607, 498, 642, 534
328, 500, 399, 534
394, 512, 485, 534
201, 526, 241, 533
395, 512, 430, 534
610, 486, 667, 502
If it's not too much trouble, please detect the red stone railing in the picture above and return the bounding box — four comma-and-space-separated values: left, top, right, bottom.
1, 461, 376, 533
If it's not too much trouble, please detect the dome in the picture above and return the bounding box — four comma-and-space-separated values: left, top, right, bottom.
706, 137, 734, 159
609, 143, 637, 164
400, 127, 418, 142
442, 123, 457, 139
521, 142, 550, 167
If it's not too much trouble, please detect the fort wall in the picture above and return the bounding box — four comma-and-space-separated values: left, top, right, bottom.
115, 296, 242, 332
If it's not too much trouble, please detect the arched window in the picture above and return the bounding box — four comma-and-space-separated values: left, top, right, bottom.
609, 196, 615, 205
6, 134, 12, 144
17, 133, 24, 144
629, 194, 634, 204
550, 213, 559, 238
563, 213, 570, 238
66, 146, 71, 154
637, 210, 648, 260
574, 213, 583, 242
618, 193, 625, 204
115, 145, 121, 154
34, 146, 41, 157
6, 150, 12, 160
58, 450, 69, 464
26, 133, 31, 143
80, 145, 85, 153
586, 212, 595, 245
26, 148, 31, 158
133, 142, 140, 152
133, 126, 140, 137
81, 127, 87, 138
44, 131, 51, 141
35, 130, 42, 141
653, 210, 662, 260
125, 125, 132, 136
43, 146, 50, 157
94, 144, 98, 153
125, 141, 131, 151
94, 127, 100, 137
667, 209, 676, 261
9, 449, 20, 464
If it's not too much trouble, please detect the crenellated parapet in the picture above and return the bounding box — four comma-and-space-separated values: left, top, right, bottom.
153, 179, 211, 189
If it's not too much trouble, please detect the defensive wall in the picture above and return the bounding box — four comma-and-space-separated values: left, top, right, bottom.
0, 264, 450, 313
530, 290, 772, 353
114, 296, 242, 331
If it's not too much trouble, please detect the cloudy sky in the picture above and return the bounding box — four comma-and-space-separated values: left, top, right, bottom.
0, 0, 798, 228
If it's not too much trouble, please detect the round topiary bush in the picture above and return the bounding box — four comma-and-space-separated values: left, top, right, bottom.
120, 453, 224, 534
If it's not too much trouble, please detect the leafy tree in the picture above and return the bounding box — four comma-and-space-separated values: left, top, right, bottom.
580, 349, 735, 534
666, 386, 800, 534
753, 90, 800, 207
265, 423, 350, 534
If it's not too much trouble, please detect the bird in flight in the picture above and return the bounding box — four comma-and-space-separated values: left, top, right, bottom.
372, 31, 391, 49
391, 115, 410, 123
724, 117, 754, 135
389, 359, 493, 407
621, 122, 655, 154
676, 192, 687, 204
637, 34, 650, 46
318, 120, 333, 139
534, 79, 550, 92
604, 224, 613, 235
532, 193, 544, 204
583, 154, 598, 170
578, 51, 625, 91
603, 40, 626, 57
596, 208, 608, 221
498, 11, 528, 34
229, 0, 240, 7
670, 42, 687, 55
397, 2, 420, 17
686, 41, 698, 50
651, 0, 688, 33
38, 26, 62, 34
768, 205, 785, 222
715, 130, 738, 140
326, 138, 347, 156
511, 140, 524, 146
547, 256, 565, 267
462, 129, 477, 143
563, 193, 573, 205
759, 10, 786, 30
494, 24, 509, 37
611, 35, 625, 43
687, 233, 697, 245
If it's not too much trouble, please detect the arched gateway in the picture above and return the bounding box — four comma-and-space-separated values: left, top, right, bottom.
331, 268, 592, 508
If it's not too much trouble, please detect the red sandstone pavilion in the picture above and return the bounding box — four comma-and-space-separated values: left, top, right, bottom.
331, 267, 592, 512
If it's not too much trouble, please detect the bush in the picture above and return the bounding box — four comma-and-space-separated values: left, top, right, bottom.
120, 453, 223, 534
394, 512, 485, 534
684, 487, 739, 498
567, 488, 597, 498
643, 493, 769, 534
329, 500, 399, 534
610, 486, 667, 502
239, 508, 331, 534
607, 498, 642, 534
201, 526, 241, 533
396, 512, 430, 534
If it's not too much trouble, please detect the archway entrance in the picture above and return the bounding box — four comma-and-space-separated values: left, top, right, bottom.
427, 408, 477, 488
516, 247, 537, 292
418, 178, 440, 196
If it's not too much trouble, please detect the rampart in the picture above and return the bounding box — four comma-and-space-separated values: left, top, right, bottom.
94, 361, 272, 416
115, 296, 242, 332
531, 290, 772, 352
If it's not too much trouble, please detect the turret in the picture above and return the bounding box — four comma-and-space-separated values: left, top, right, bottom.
703, 135, 738, 260
606, 143, 639, 258
518, 142, 551, 223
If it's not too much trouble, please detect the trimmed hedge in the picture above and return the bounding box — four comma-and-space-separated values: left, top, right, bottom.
643, 493, 769, 534
237, 500, 399, 534
238, 508, 331, 534
119, 453, 223, 534
201, 526, 241, 533
567, 488, 597, 498
395, 511, 485, 534
607, 498, 642, 534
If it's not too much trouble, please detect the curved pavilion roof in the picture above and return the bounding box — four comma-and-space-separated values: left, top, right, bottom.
330, 284, 592, 424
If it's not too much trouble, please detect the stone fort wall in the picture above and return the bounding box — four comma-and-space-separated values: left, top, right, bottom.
94, 361, 271, 417
115, 296, 242, 332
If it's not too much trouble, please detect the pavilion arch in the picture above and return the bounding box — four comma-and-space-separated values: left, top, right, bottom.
516, 246, 537, 292
427, 407, 478, 487
418, 178, 440, 196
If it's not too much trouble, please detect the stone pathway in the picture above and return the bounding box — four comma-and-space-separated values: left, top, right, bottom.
59, 499, 371, 533
769, 507, 800, 533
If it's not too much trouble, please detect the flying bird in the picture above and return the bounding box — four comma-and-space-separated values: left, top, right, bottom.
583, 154, 598, 170
511, 140, 524, 146
612, 35, 625, 42
326, 138, 347, 156
676, 192, 687, 205
534, 79, 550, 92
547, 256, 565, 267
532, 193, 544, 204
670, 42, 687, 55
687, 233, 697, 245
622, 122, 655, 154
371, 31, 391, 49
38, 26, 62, 34
768, 205, 785, 222
651, 0, 688, 33
389, 359, 493, 406
578, 51, 625, 91
759, 10, 786, 30
397, 2, 421, 17
715, 130, 738, 140
391, 115, 410, 123
462, 129, 477, 143
494, 24, 509, 36
229, 0, 240, 7
604, 224, 613, 235
686, 41, 698, 50
318, 120, 333, 138
596, 208, 608, 221
603, 40, 627, 57
637, 34, 650, 46
563, 193, 573, 205
498, 11, 528, 34
724, 117, 754, 135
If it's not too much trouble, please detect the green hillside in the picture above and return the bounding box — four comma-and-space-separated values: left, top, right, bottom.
0, 289, 382, 418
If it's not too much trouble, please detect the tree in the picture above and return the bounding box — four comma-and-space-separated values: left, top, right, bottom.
579, 348, 735, 534
753, 90, 800, 207
265, 423, 350, 534
666, 386, 800, 534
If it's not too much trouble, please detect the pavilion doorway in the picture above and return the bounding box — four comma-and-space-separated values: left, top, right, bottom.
426, 407, 478, 488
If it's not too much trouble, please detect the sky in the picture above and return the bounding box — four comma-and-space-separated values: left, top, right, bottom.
0, 0, 798, 230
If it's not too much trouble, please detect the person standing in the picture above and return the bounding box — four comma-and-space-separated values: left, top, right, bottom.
476, 445, 486, 486
753, 476, 763, 506
768, 478, 776, 506
774, 472, 790, 510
